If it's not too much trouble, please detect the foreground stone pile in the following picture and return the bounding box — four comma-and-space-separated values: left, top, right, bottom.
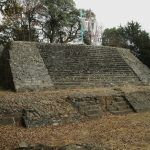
22, 108, 81, 128
15, 143, 109, 150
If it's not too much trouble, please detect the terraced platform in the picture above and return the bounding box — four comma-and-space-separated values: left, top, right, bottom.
1, 41, 149, 91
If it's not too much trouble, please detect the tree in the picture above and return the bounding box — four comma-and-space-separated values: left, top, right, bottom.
0, 0, 22, 15
119, 21, 142, 53
0, 0, 23, 45
119, 21, 150, 67
0, 0, 43, 44
102, 21, 150, 67
0, 24, 10, 45
21, 0, 44, 41
41, 0, 81, 43
83, 31, 91, 45
102, 27, 126, 47
137, 31, 150, 67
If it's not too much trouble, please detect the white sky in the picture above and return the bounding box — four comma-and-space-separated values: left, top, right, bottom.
75, 0, 150, 32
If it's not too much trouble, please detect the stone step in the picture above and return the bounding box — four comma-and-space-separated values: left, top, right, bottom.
51, 74, 136, 78
53, 80, 138, 85
55, 83, 141, 89
52, 76, 137, 81
50, 70, 134, 74
110, 109, 133, 115
115, 102, 130, 107
84, 110, 102, 117
55, 58, 125, 61
76, 99, 100, 104
40, 44, 141, 89
0, 116, 15, 125
57, 77, 138, 81
112, 104, 131, 110
80, 106, 101, 112
48, 61, 131, 64
48, 61, 130, 66
50, 66, 134, 70
51, 73, 137, 77
53, 77, 137, 80
108, 102, 132, 111
54, 83, 136, 87
79, 105, 101, 111
77, 99, 100, 104
113, 97, 127, 102
48, 62, 129, 66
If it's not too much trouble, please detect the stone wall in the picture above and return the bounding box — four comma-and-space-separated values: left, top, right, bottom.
117, 48, 150, 85
0, 45, 3, 88
0, 45, 3, 57
39, 44, 141, 88
9, 42, 53, 92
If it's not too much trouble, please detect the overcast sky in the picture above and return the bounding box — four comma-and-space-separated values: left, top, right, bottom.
75, 0, 150, 32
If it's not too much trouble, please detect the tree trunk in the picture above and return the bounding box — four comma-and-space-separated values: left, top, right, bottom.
50, 29, 55, 43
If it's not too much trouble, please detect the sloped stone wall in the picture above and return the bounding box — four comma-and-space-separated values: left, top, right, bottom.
0, 45, 3, 88
9, 42, 53, 91
117, 48, 150, 85
0, 45, 14, 89
0, 45, 3, 57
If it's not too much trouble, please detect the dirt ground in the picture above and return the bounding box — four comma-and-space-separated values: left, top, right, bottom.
0, 85, 150, 150
0, 112, 150, 150
0, 84, 150, 117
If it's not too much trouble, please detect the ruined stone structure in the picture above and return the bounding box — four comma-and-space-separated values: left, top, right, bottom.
0, 41, 150, 150
0, 41, 150, 91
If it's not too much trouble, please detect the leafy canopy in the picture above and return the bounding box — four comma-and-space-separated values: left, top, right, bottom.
102, 21, 150, 67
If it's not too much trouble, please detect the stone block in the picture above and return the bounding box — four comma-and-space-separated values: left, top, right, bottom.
2, 41, 150, 91
22, 109, 81, 128
15, 143, 110, 150
9, 41, 54, 91
0, 116, 15, 125
125, 92, 150, 112
67, 94, 103, 117
107, 96, 134, 114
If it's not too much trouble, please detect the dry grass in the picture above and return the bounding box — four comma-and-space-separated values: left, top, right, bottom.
0, 85, 150, 150
0, 112, 150, 150
0, 84, 149, 115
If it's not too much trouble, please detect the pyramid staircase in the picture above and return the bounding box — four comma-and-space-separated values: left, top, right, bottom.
68, 95, 102, 117
107, 96, 134, 114
75, 99, 102, 117
40, 45, 141, 88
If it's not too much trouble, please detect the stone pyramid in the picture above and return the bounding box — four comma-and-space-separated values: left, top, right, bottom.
0, 41, 150, 91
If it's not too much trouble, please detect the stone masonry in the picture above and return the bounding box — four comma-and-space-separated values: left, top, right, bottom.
9, 42, 53, 91
117, 47, 150, 85
39, 44, 142, 89
0, 45, 3, 88
0, 45, 14, 89
1, 41, 150, 91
